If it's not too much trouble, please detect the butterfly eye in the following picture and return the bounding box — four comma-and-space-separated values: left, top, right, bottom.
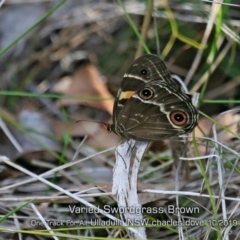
139, 88, 154, 100
169, 111, 188, 126
140, 69, 148, 75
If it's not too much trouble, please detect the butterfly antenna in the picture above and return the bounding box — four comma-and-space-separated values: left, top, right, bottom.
75, 119, 108, 128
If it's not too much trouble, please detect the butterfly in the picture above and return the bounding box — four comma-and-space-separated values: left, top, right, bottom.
107, 54, 199, 141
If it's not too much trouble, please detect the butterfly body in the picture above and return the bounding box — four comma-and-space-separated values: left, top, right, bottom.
108, 54, 199, 141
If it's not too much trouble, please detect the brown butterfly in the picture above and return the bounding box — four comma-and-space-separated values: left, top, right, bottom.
107, 54, 199, 141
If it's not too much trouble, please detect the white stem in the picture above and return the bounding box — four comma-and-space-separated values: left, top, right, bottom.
112, 139, 148, 239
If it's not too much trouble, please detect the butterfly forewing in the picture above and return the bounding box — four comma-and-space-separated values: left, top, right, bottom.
120, 54, 179, 91
110, 54, 199, 141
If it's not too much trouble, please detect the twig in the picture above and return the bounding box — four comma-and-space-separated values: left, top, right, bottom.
185, 1, 222, 85
0, 117, 23, 153
135, 0, 153, 58
112, 139, 148, 239
0, 0, 5, 8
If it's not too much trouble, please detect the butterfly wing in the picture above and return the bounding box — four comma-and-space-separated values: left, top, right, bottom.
121, 54, 179, 90
110, 54, 198, 141
112, 54, 181, 131
114, 81, 198, 141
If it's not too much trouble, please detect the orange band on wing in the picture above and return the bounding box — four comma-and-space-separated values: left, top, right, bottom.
119, 91, 136, 100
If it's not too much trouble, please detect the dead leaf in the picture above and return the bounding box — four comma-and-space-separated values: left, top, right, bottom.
55, 63, 114, 114
54, 120, 120, 149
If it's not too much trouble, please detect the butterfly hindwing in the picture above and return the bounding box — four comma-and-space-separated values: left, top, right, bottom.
115, 81, 198, 141
110, 54, 199, 141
